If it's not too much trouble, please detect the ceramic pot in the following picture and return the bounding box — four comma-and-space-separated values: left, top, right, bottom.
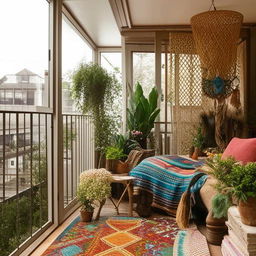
80, 209, 93, 222
238, 197, 256, 226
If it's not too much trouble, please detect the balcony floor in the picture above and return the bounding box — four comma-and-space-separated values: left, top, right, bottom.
31, 199, 221, 256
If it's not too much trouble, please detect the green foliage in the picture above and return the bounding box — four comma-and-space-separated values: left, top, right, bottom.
206, 155, 256, 218
0, 187, 47, 256
71, 63, 121, 154
212, 193, 232, 219
25, 143, 47, 185
192, 127, 205, 149
105, 146, 127, 160
229, 163, 256, 201
113, 134, 141, 155
127, 82, 160, 139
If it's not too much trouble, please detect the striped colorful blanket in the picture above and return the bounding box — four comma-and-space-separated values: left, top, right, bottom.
129, 155, 207, 216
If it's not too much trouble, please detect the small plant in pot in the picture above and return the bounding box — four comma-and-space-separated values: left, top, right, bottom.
191, 127, 205, 160
127, 82, 160, 149
105, 146, 127, 174
77, 169, 113, 222
206, 154, 256, 226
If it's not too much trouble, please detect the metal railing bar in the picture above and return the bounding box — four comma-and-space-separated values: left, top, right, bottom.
65, 115, 68, 205
3, 113, 6, 201
30, 113, 33, 236
70, 115, 73, 200
16, 113, 20, 247
39, 113, 42, 228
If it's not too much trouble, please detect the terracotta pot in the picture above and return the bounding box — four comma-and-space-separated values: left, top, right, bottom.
192, 147, 199, 160
80, 209, 93, 222
238, 197, 256, 226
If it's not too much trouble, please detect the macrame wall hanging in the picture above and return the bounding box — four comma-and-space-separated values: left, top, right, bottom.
191, 1, 243, 150
169, 32, 214, 154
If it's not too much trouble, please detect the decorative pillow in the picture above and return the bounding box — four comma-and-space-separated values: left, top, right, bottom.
222, 137, 256, 164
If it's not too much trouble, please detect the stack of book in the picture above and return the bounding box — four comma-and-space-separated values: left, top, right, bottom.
221, 206, 256, 256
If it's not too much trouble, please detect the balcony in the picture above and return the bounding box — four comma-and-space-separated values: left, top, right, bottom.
0, 0, 255, 256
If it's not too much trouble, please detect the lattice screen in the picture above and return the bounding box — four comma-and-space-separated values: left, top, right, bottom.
169, 33, 214, 154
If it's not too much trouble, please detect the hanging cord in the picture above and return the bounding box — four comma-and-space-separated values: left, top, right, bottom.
209, 0, 217, 11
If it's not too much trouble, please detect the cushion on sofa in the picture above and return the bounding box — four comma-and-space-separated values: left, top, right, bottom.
222, 137, 256, 164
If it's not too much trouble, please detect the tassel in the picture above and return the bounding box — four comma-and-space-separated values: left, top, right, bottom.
230, 88, 241, 109
176, 191, 191, 229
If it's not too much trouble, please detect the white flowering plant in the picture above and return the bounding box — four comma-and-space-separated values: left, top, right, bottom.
77, 168, 113, 212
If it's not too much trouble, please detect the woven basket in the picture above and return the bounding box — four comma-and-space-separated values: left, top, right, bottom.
191, 10, 243, 99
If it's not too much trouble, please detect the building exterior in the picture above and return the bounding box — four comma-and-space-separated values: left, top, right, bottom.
0, 68, 47, 107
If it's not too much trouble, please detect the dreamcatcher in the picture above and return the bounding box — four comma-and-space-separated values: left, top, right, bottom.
191, 0, 243, 149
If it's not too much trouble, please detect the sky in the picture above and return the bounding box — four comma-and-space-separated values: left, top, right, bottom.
0, 0, 93, 79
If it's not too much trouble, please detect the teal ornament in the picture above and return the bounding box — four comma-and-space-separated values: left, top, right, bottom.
213, 76, 224, 94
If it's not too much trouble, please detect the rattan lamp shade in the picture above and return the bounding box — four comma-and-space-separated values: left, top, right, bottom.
191, 10, 243, 99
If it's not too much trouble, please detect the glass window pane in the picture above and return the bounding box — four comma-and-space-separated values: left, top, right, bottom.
133, 52, 155, 97
0, 1, 51, 255
101, 52, 122, 82
62, 17, 93, 114
0, 0, 49, 108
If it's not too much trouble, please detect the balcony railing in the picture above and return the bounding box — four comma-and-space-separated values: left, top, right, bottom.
63, 114, 95, 207
154, 121, 173, 155
0, 111, 52, 256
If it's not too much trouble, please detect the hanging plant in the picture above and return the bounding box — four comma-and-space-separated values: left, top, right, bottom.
71, 63, 121, 167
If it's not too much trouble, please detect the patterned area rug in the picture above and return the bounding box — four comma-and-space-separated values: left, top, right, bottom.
42, 216, 179, 256
173, 229, 210, 256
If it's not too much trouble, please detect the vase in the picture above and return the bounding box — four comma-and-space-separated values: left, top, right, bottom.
206, 210, 228, 245
238, 197, 256, 226
192, 147, 199, 160
80, 209, 93, 222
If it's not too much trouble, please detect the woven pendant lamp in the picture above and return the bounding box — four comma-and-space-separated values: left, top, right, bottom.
191, 9, 243, 99
191, 4, 243, 150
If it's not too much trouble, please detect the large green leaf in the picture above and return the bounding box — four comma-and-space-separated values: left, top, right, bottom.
127, 108, 135, 130
149, 88, 158, 113
134, 102, 144, 128
139, 95, 150, 119
134, 82, 143, 104
149, 109, 160, 126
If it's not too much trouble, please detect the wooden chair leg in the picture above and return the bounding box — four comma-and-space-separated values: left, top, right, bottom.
95, 199, 106, 221
127, 182, 133, 217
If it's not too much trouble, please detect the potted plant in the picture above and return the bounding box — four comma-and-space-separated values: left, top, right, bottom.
71, 63, 121, 168
191, 127, 205, 160
113, 133, 141, 155
127, 82, 160, 149
77, 169, 113, 222
206, 154, 256, 226
105, 146, 128, 174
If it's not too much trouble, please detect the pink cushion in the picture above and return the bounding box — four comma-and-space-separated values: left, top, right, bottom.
222, 137, 256, 164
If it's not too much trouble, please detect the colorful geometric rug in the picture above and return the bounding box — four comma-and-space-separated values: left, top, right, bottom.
173, 229, 210, 256
42, 216, 180, 256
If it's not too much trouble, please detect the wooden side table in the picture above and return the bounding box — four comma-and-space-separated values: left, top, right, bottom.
110, 175, 136, 217
95, 175, 136, 220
